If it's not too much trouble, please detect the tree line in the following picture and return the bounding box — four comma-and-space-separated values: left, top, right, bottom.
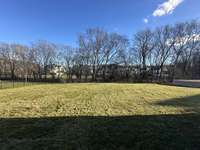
0, 20, 200, 82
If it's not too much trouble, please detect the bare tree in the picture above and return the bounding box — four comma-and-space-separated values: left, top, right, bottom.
102, 33, 129, 81
133, 29, 155, 80
79, 28, 108, 81
14, 44, 30, 81
60, 45, 76, 81
170, 21, 200, 79
0, 43, 18, 80
180, 20, 200, 78
32, 40, 56, 80
154, 25, 174, 81
0, 19, 199, 83
170, 22, 187, 80
78, 35, 92, 81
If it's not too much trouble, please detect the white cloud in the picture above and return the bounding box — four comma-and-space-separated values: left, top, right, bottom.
153, 0, 184, 17
143, 18, 149, 23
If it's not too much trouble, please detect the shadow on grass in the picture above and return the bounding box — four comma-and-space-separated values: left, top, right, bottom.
0, 114, 200, 150
154, 94, 200, 113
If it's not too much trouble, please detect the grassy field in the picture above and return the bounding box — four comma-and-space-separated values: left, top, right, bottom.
0, 83, 200, 149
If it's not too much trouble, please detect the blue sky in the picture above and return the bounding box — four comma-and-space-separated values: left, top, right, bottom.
0, 0, 199, 46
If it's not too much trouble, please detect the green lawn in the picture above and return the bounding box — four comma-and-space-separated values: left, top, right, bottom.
0, 83, 200, 149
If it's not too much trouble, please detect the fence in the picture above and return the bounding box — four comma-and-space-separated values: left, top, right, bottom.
0, 80, 42, 90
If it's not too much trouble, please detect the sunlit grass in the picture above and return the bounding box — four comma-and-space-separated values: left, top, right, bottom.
0, 83, 199, 117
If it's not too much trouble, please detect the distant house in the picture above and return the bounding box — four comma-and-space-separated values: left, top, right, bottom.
49, 65, 65, 78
